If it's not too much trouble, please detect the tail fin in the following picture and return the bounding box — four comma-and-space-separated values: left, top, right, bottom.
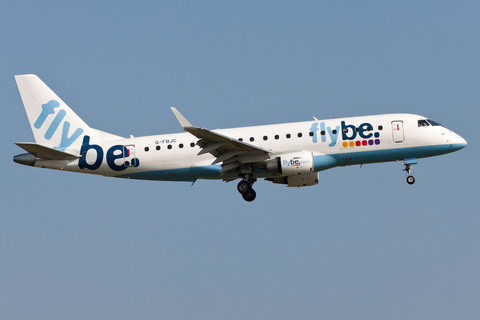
15, 74, 98, 151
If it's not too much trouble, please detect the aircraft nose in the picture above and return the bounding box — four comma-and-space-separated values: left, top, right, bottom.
449, 132, 467, 150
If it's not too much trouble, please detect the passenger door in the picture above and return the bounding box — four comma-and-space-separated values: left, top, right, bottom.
124, 145, 136, 167
392, 121, 404, 143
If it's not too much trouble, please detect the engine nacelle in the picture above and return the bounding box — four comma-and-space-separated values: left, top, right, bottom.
265, 151, 314, 176
266, 172, 319, 187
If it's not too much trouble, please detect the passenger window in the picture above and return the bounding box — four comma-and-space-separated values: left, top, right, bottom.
179, 144, 184, 148
298, 133, 302, 138
238, 138, 243, 141
263, 136, 268, 141
156, 146, 160, 151
250, 137, 254, 142
167, 145, 172, 149
355, 127, 359, 132
309, 132, 314, 136
275, 135, 279, 140
321, 130, 325, 135
286, 134, 291, 139
144, 147, 149, 152
332, 129, 337, 134
190, 142, 195, 147
378, 125, 383, 130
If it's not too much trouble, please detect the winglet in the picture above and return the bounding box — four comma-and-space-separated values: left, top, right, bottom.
171, 107, 193, 128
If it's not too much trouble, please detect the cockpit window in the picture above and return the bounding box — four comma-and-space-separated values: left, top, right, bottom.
418, 119, 430, 127
427, 119, 442, 126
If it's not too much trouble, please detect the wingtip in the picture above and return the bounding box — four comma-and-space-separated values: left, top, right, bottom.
171, 107, 193, 128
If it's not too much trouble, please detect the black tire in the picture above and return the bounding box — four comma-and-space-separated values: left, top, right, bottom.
237, 180, 252, 194
406, 175, 415, 185
242, 189, 256, 202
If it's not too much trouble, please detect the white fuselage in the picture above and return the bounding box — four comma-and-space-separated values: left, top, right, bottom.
31, 113, 466, 182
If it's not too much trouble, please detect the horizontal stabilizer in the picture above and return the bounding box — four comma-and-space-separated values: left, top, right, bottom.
15, 142, 80, 160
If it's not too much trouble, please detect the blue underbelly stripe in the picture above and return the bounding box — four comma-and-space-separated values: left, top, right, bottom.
114, 144, 465, 181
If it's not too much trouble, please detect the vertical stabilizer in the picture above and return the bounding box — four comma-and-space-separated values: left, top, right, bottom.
15, 74, 98, 151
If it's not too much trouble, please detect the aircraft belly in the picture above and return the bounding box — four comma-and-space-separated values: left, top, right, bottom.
313, 154, 339, 171
114, 167, 197, 181
355, 144, 460, 164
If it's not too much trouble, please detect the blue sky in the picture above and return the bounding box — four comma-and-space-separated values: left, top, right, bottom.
1, 1, 479, 319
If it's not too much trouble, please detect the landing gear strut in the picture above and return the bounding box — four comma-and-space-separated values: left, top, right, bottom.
237, 175, 257, 202
404, 163, 415, 185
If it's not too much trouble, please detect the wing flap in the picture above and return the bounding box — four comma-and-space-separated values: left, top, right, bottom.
197, 142, 227, 155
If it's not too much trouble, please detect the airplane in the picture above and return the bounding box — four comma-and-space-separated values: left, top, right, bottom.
13, 74, 467, 202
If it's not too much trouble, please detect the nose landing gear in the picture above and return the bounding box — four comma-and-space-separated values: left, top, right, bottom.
403, 158, 417, 185
406, 173, 415, 185
237, 175, 257, 202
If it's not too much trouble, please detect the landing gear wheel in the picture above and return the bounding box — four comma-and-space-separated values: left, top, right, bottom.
237, 180, 252, 194
242, 189, 256, 202
406, 175, 415, 185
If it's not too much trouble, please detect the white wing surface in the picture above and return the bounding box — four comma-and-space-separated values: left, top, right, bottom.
171, 107, 273, 175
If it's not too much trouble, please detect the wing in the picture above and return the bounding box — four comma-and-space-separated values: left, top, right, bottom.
171, 108, 273, 176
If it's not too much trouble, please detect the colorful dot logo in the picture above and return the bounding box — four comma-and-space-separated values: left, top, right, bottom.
340, 121, 381, 148
343, 139, 380, 148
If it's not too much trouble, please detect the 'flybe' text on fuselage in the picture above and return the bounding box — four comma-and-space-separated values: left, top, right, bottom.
309, 121, 381, 147
78, 136, 140, 171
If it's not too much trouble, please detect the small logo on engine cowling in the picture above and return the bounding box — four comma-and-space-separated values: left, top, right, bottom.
283, 159, 311, 167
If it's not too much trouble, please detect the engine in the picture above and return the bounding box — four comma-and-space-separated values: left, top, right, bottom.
266, 172, 319, 187
264, 151, 318, 187
264, 151, 314, 175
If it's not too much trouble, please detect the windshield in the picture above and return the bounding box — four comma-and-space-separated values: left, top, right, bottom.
418, 119, 430, 127
427, 119, 442, 126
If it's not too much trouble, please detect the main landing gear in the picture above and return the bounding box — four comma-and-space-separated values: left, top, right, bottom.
237, 175, 257, 202
404, 163, 415, 185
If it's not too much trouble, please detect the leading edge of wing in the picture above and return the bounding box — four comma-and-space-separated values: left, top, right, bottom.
170, 107, 272, 156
